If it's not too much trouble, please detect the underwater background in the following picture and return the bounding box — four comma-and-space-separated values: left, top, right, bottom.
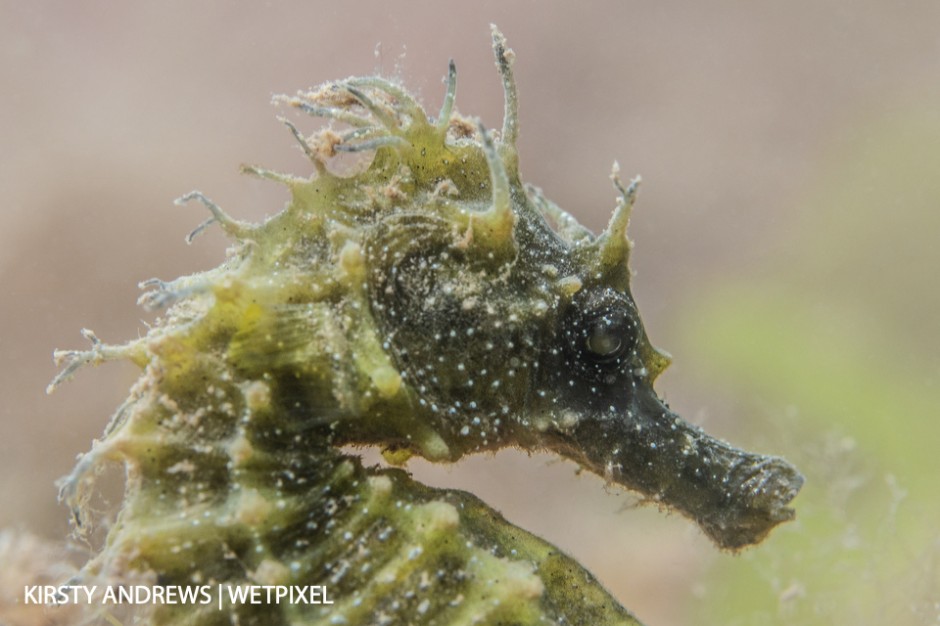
1, 1, 937, 624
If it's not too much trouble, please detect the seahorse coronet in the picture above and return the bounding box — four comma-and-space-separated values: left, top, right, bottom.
51, 27, 802, 626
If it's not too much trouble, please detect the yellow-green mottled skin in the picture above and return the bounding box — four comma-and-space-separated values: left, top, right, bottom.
51, 28, 802, 625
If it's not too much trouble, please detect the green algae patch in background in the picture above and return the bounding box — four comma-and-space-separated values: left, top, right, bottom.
681, 107, 940, 625
49, 28, 802, 625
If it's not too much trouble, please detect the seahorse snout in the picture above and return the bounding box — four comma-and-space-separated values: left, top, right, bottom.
543, 386, 804, 550
702, 454, 804, 549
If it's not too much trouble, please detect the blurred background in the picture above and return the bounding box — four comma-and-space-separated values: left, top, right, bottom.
1, 1, 938, 624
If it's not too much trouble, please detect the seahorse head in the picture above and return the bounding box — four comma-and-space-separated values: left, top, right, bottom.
267, 28, 803, 549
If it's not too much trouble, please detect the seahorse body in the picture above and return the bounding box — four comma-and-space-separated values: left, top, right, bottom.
51, 27, 802, 626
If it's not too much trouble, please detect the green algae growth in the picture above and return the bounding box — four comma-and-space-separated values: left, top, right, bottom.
49, 26, 802, 626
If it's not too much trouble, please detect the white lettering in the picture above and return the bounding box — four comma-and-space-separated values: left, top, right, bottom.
83, 586, 97, 603
226, 585, 252, 605
24, 586, 39, 604
307, 585, 332, 604
214, 584, 335, 605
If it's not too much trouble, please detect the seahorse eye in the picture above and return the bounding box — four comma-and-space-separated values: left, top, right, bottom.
585, 312, 632, 361
563, 289, 639, 379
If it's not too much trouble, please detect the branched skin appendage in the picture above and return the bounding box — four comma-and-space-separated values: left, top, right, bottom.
51, 27, 802, 626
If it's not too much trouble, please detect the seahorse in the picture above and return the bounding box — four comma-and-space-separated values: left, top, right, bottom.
49, 26, 803, 626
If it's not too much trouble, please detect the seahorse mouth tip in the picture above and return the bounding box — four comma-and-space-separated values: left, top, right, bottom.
704, 456, 805, 550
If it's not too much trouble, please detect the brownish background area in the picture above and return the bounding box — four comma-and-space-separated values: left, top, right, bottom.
2, 2, 939, 625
